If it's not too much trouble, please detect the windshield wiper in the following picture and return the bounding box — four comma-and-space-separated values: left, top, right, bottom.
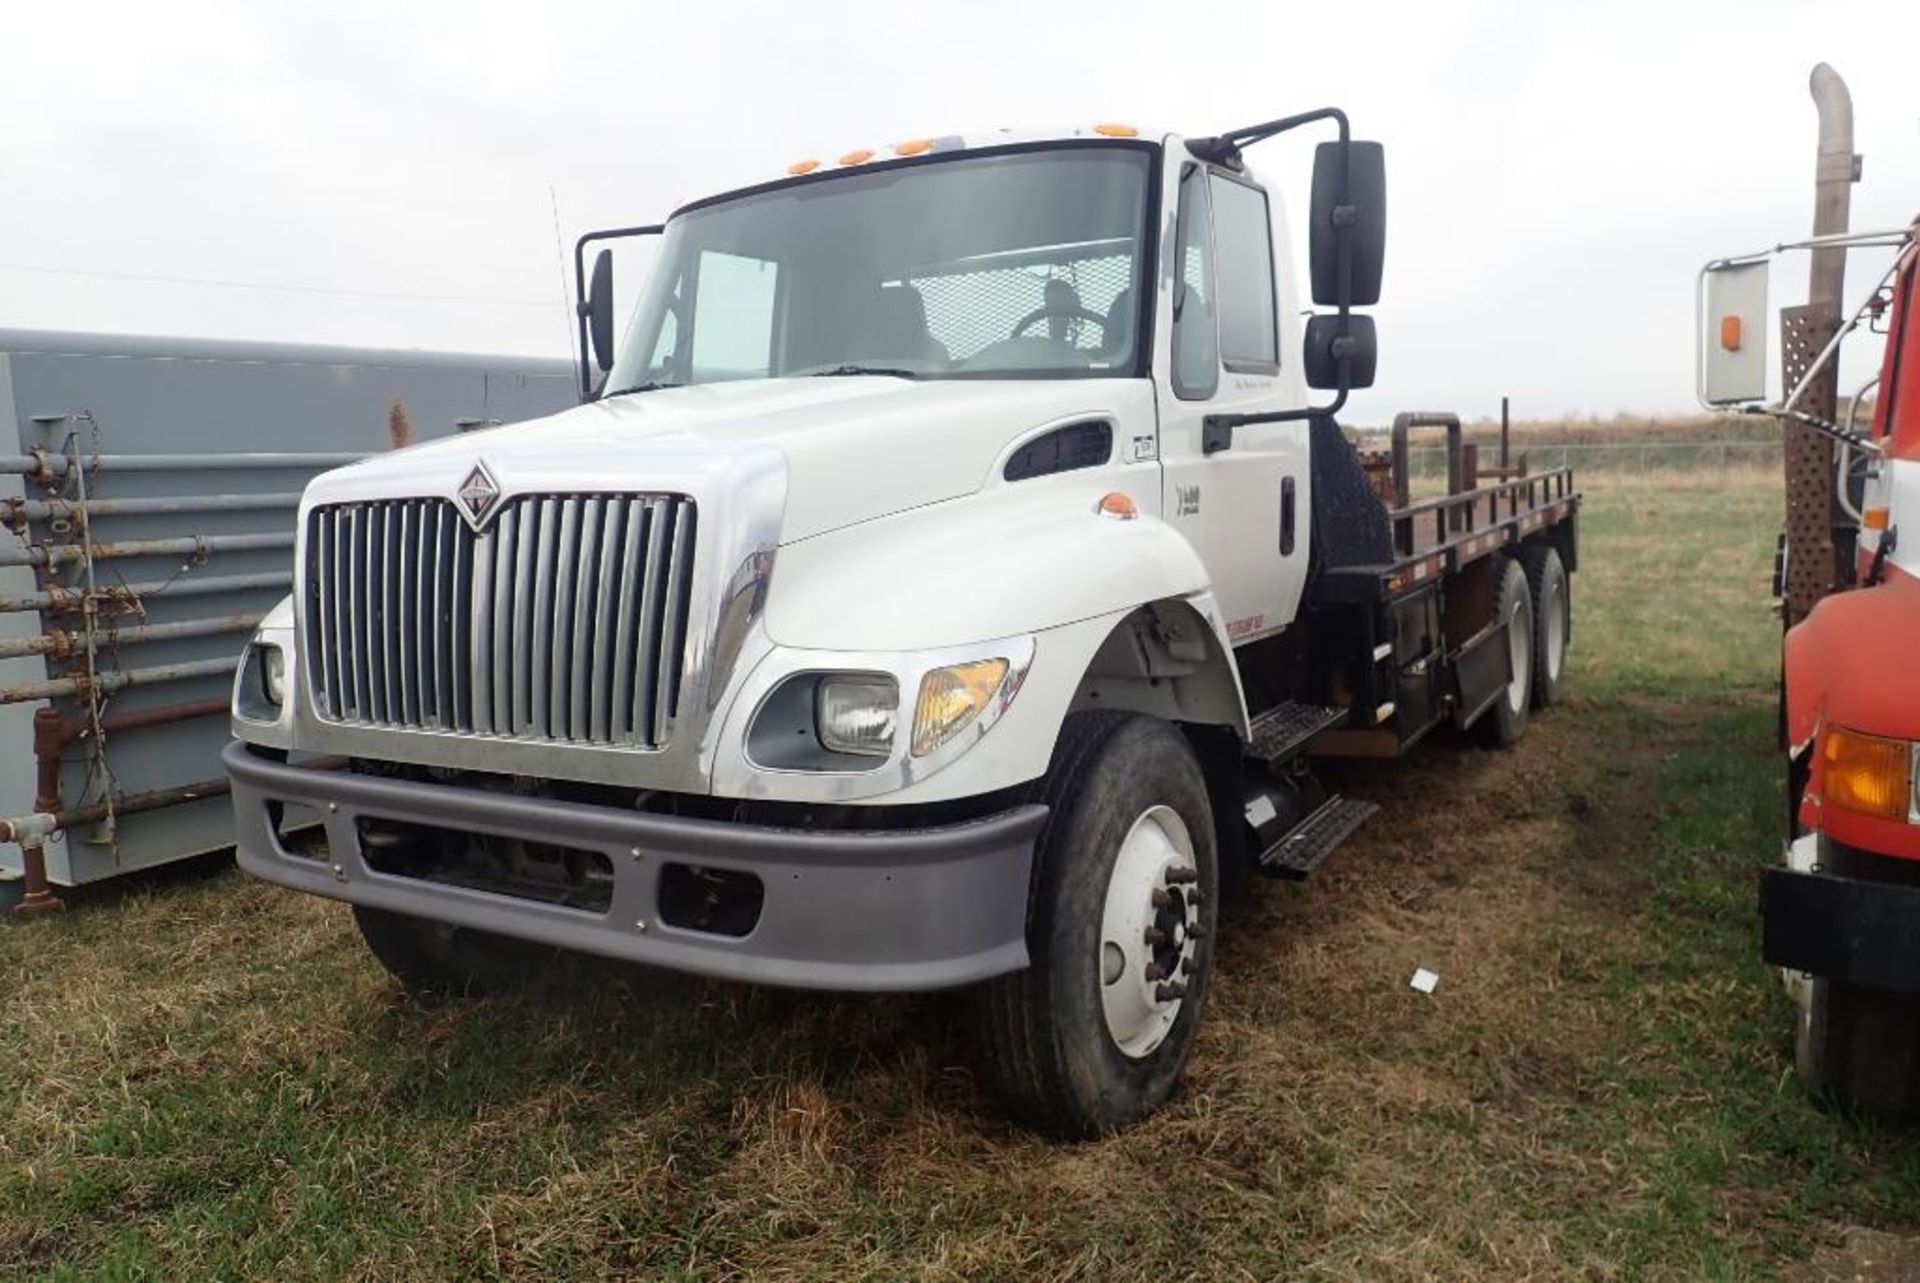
806, 364, 921, 379
602, 379, 683, 398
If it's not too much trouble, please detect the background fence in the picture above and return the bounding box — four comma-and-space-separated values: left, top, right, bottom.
1383, 439, 1782, 479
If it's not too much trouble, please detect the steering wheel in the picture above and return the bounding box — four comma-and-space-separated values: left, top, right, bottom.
1010, 304, 1108, 341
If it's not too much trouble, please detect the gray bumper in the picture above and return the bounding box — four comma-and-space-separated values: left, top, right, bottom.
225, 742, 1045, 992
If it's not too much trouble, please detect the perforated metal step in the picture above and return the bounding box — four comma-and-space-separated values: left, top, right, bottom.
1248, 701, 1350, 764
1256, 795, 1379, 880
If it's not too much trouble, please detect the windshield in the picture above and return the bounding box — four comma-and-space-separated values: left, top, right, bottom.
604, 145, 1153, 394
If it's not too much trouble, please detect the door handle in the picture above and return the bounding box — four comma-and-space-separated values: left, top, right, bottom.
1281, 476, 1296, 555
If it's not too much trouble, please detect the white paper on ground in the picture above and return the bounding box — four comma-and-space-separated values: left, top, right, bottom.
1409, 967, 1439, 994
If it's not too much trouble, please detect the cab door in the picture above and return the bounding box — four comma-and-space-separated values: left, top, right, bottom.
1153, 146, 1312, 644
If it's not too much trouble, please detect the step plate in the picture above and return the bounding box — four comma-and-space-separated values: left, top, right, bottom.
1257, 795, 1380, 881
1248, 701, 1350, 763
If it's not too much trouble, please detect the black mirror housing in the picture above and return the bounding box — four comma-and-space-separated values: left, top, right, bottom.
587, 249, 616, 373
1304, 314, 1377, 390
1309, 140, 1386, 307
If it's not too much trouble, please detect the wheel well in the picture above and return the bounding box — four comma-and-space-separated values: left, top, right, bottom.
1066, 600, 1246, 736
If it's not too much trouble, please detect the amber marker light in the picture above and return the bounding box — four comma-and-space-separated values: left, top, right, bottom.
788, 158, 821, 175
894, 138, 932, 156
1093, 123, 1139, 137
1865, 507, 1890, 531
1096, 492, 1138, 520
1720, 315, 1744, 351
1824, 725, 1914, 820
839, 148, 875, 166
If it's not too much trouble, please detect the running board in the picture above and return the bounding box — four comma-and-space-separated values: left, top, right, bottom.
1248, 701, 1350, 764
1256, 795, 1379, 880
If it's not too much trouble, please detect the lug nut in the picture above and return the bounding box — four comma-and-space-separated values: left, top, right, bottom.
1181, 957, 1199, 976
1165, 867, 1199, 885
1186, 888, 1205, 906
1151, 889, 1174, 910
1144, 962, 1167, 983
1144, 927, 1169, 947
1187, 924, 1207, 940
1155, 981, 1188, 1002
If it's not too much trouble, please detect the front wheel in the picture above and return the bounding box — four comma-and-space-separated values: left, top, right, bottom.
1797, 977, 1920, 1117
967, 713, 1218, 1137
353, 905, 560, 998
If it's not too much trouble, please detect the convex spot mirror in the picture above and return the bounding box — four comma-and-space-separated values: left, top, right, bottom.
1304, 314, 1377, 390
1309, 140, 1386, 307
1699, 259, 1769, 406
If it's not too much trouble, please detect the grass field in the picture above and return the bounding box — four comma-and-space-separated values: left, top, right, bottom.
7, 465, 1920, 1280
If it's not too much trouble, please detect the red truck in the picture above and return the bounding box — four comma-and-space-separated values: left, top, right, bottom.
1700, 64, 1920, 1114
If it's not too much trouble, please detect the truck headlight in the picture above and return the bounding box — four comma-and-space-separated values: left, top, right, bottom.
816, 675, 898, 757
262, 645, 288, 706
912, 659, 1009, 757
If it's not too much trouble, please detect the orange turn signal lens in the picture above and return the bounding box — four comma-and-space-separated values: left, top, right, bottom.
1865, 507, 1890, 531
1825, 726, 1914, 820
1093, 123, 1139, 138
839, 148, 875, 166
1719, 315, 1743, 352
894, 138, 932, 156
1096, 492, 1138, 520
788, 158, 821, 175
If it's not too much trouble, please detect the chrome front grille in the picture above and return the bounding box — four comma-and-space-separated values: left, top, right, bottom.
304, 493, 697, 747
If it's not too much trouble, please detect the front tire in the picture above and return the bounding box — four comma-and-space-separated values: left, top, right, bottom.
1797, 977, 1920, 1117
1793, 840, 1920, 1116
968, 712, 1219, 1137
353, 905, 559, 998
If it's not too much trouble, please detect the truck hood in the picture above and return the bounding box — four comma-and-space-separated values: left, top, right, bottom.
317, 376, 1144, 542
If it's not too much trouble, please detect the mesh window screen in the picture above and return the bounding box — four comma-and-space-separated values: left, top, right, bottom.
910, 253, 1134, 362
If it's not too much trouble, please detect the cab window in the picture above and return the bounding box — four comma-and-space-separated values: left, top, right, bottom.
1207, 174, 1279, 371
1171, 165, 1219, 400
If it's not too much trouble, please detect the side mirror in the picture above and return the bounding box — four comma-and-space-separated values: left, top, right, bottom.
586, 248, 616, 373
1699, 260, 1769, 405
1303, 314, 1377, 390
1309, 140, 1386, 307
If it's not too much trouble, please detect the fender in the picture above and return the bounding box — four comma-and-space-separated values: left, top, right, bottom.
1785, 562, 1920, 858
765, 481, 1216, 651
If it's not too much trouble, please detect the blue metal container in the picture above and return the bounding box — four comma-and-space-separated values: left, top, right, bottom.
0, 329, 573, 898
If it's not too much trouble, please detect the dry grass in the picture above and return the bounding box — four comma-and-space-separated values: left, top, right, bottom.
4, 464, 1919, 1280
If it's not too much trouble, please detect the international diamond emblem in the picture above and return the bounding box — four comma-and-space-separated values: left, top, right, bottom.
456, 461, 501, 529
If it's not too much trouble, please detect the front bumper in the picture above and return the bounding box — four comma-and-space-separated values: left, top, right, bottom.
1760, 865, 1920, 993
225, 742, 1045, 992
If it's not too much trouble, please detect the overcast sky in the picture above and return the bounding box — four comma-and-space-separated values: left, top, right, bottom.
3, 0, 1917, 423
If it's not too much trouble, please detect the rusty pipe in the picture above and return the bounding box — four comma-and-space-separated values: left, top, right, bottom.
0, 531, 292, 569
0, 452, 363, 477
0, 492, 301, 524
0, 611, 264, 660
0, 656, 238, 705
0, 570, 291, 615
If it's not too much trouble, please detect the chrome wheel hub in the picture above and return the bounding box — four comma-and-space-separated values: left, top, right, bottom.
1099, 805, 1200, 1058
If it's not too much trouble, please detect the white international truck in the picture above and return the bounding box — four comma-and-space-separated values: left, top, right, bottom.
225, 112, 1581, 1135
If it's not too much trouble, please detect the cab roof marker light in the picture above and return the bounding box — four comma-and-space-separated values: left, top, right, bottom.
788, 158, 821, 175
1093, 123, 1139, 137
894, 138, 933, 156
839, 148, 875, 166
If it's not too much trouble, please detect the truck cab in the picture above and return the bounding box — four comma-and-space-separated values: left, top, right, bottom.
1698, 62, 1920, 1116
228, 116, 1578, 1134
